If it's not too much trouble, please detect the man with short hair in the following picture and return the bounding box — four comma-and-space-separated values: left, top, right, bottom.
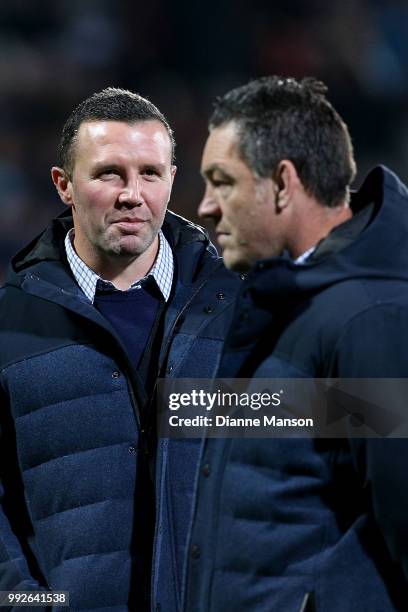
0, 88, 238, 611
183, 77, 408, 611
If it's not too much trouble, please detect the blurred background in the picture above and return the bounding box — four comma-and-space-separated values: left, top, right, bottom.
1, 0, 408, 281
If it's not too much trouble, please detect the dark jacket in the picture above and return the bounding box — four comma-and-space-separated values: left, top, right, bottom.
0, 210, 240, 611
183, 167, 408, 612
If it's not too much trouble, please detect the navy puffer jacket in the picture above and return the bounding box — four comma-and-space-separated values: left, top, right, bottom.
0, 210, 239, 611
183, 167, 408, 612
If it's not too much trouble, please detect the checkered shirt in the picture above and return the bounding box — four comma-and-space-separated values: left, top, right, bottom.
64, 229, 174, 303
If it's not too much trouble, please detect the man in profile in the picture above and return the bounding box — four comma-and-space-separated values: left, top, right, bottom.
183, 77, 408, 611
0, 88, 238, 610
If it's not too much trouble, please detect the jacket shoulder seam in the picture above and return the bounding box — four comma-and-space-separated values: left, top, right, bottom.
0, 341, 96, 374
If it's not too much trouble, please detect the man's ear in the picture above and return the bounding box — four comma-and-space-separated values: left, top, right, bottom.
166, 165, 177, 203
170, 165, 177, 186
51, 167, 73, 207
273, 160, 300, 212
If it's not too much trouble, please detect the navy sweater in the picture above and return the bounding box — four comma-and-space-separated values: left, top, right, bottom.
94, 284, 163, 611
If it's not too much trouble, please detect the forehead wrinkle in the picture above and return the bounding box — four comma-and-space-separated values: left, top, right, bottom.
202, 125, 242, 169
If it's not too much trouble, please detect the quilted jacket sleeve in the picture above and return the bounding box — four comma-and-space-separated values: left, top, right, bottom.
331, 303, 408, 580
0, 384, 49, 608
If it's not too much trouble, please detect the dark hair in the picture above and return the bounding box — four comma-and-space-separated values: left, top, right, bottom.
210, 76, 356, 207
58, 87, 175, 176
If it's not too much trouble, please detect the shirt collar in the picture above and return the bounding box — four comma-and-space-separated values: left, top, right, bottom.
64, 228, 174, 303
293, 245, 316, 265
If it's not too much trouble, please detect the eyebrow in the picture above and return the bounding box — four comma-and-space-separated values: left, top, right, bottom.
93, 161, 168, 173
92, 162, 122, 173
141, 162, 167, 172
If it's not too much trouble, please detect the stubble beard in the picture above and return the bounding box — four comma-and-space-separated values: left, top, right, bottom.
97, 224, 158, 260
223, 243, 253, 272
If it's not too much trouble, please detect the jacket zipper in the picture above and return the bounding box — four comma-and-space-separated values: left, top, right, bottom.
150, 269, 221, 609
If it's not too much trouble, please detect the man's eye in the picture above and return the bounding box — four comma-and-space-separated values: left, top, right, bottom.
99, 169, 120, 179
212, 179, 231, 188
143, 168, 159, 177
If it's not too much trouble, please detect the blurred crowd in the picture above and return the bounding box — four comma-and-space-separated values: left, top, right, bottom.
1, 0, 408, 281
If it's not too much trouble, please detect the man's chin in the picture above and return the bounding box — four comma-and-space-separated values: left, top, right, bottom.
107, 233, 155, 257
222, 248, 252, 273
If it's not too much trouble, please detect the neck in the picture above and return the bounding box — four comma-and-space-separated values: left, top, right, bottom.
289, 201, 352, 260
74, 236, 159, 291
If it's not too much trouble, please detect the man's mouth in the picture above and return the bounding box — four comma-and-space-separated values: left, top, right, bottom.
216, 227, 230, 237
112, 218, 147, 233
112, 216, 147, 224
216, 231, 230, 246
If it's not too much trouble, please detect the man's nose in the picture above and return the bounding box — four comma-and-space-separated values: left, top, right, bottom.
118, 177, 143, 207
198, 188, 221, 220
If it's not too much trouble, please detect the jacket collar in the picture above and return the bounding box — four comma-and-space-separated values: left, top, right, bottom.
242, 165, 408, 309
8, 209, 218, 289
